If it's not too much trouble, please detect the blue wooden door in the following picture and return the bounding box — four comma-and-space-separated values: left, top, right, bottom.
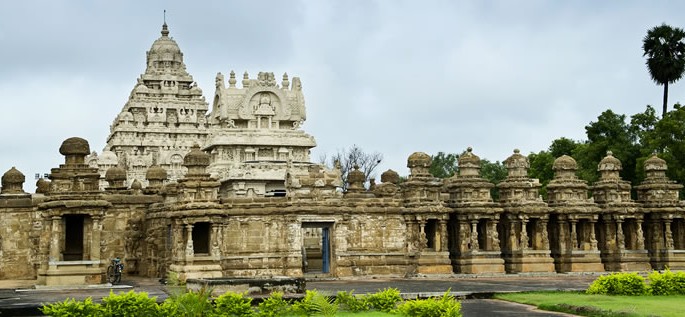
321, 227, 330, 273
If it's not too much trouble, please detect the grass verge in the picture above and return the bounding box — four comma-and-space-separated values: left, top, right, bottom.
495, 291, 685, 317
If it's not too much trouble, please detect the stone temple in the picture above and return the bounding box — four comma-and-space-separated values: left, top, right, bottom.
1, 24, 684, 286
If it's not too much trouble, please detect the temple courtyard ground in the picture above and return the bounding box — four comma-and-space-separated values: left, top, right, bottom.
0, 273, 597, 316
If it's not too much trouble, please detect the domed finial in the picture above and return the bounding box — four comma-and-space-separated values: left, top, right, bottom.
514, 148, 520, 154
161, 23, 169, 37
467, 147, 473, 153
607, 150, 613, 156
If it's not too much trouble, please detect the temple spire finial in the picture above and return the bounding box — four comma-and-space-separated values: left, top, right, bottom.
161, 10, 169, 37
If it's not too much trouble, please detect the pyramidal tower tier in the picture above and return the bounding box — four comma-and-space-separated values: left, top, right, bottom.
205, 70, 317, 197
88, 23, 210, 185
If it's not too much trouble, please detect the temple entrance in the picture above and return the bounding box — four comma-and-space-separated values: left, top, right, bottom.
63, 215, 84, 261
301, 223, 332, 274
192, 222, 210, 255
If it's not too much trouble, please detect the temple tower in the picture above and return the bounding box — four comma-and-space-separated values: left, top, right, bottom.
205, 71, 316, 198
93, 22, 210, 186
547, 155, 604, 273
445, 148, 505, 274
497, 149, 554, 273
591, 151, 650, 271
635, 154, 685, 270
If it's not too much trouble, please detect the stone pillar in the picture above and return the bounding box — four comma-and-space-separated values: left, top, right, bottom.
439, 220, 448, 252
459, 221, 470, 252
509, 221, 518, 251
589, 220, 598, 250
616, 219, 625, 251
558, 219, 568, 253
520, 217, 529, 250
91, 216, 102, 261
540, 220, 550, 250
665, 220, 674, 250
470, 220, 479, 250
636, 219, 645, 250
418, 219, 427, 251
211, 223, 220, 258
489, 220, 500, 251
570, 220, 578, 250
185, 224, 194, 258
49, 216, 61, 262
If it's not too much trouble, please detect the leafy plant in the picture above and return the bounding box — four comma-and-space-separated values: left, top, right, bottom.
649, 268, 685, 295
290, 290, 338, 317
102, 290, 160, 317
397, 291, 462, 317
586, 272, 648, 296
159, 287, 213, 317
364, 288, 402, 312
335, 290, 369, 312
212, 291, 254, 317
40, 297, 105, 317
255, 291, 291, 317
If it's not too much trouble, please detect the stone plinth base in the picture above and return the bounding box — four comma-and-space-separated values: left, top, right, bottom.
222, 253, 303, 277
170, 263, 222, 282
452, 251, 505, 274
602, 250, 651, 272
335, 252, 410, 277
555, 250, 605, 273
416, 251, 453, 275
504, 250, 555, 273
654, 250, 685, 270
37, 260, 103, 286
186, 276, 305, 297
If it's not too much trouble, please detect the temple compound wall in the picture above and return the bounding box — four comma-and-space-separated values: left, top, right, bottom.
1, 23, 685, 286
2, 139, 685, 285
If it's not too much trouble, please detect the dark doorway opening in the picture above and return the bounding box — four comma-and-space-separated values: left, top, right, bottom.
192, 222, 210, 255
64, 215, 85, 261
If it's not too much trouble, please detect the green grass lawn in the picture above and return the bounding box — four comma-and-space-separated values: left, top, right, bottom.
495, 291, 685, 317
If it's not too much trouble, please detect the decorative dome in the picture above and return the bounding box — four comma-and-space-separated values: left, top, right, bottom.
105, 166, 127, 182
348, 165, 366, 184
598, 151, 622, 171
407, 152, 431, 168
644, 154, 667, 171
2, 167, 25, 184
504, 149, 528, 169
36, 178, 50, 194
146, 23, 184, 67
99, 151, 119, 166
183, 144, 210, 167
553, 155, 577, 170
146, 165, 168, 181
59, 137, 90, 156
380, 169, 400, 184
458, 147, 481, 166
1, 167, 25, 194
130, 179, 143, 190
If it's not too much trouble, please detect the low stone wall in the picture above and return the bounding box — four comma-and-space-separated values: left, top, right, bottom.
186, 276, 306, 297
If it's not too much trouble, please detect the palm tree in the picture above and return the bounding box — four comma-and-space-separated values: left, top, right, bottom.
643, 24, 685, 117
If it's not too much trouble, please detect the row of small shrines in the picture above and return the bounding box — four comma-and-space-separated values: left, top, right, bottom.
0, 138, 683, 285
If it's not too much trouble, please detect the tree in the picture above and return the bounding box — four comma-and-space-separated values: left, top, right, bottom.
429, 152, 458, 178
642, 23, 685, 117
320, 145, 382, 191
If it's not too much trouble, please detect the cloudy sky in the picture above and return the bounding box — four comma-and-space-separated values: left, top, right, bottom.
1, 1, 685, 185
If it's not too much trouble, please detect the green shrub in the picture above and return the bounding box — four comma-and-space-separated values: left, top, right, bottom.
586, 272, 647, 295
649, 269, 685, 295
335, 290, 369, 312
102, 290, 160, 317
364, 288, 402, 312
290, 290, 338, 317
159, 287, 213, 317
255, 291, 291, 317
397, 291, 462, 317
212, 291, 254, 317
40, 297, 105, 317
